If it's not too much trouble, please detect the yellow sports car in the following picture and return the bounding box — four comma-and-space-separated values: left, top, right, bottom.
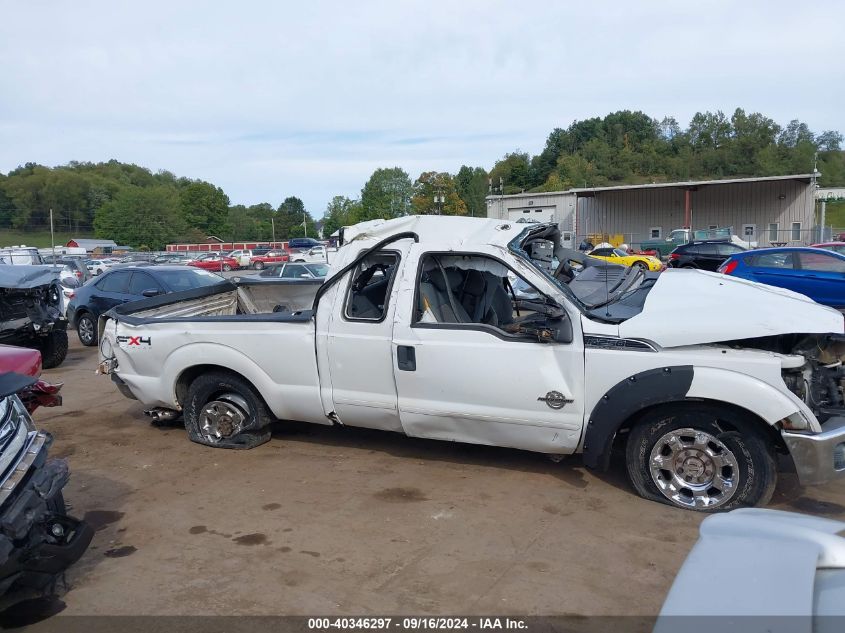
587, 247, 663, 271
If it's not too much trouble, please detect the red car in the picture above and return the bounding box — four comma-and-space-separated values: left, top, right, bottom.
0, 344, 62, 413
811, 242, 845, 255
188, 255, 240, 272
249, 250, 290, 270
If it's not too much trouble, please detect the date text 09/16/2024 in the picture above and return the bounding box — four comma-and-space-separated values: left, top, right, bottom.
307, 618, 528, 630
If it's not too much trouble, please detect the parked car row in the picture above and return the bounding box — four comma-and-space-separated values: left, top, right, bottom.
593, 238, 845, 311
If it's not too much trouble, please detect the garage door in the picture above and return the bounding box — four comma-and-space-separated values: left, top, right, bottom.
508, 207, 555, 223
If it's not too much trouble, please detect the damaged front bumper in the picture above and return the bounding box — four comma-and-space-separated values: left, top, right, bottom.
782, 416, 845, 486
0, 430, 93, 594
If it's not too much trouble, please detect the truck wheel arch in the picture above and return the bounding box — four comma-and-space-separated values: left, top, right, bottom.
583, 366, 788, 471
175, 364, 266, 411
583, 366, 694, 471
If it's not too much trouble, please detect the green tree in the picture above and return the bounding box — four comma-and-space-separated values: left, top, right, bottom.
0, 176, 15, 228
411, 172, 467, 216
94, 186, 184, 250
454, 166, 488, 217
779, 119, 815, 147
322, 195, 361, 237
817, 131, 844, 152
360, 167, 412, 220
179, 181, 230, 236
489, 152, 531, 194
276, 196, 316, 239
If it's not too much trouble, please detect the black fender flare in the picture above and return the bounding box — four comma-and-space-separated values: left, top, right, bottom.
583, 366, 694, 471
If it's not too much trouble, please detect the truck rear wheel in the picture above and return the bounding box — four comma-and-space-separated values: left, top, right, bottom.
625, 403, 776, 512
185, 372, 273, 449
253, 261, 265, 270
38, 329, 69, 369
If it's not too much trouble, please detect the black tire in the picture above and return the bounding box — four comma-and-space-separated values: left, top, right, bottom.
38, 330, 69, 369
293, 259, 305, 263
222, 264, 232, 272
632, 261, 649, 272
253, 261, 264, 270
76, 312, 97, 347
625, 403, 776, 512
184, 371, 273, 449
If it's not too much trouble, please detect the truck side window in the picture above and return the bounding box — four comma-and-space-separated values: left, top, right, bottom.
344, 252, 400, 322
414, 253, 560, 341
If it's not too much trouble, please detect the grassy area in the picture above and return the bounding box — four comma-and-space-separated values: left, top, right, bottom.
0, 229, 94, 248
824, 200, 845, 231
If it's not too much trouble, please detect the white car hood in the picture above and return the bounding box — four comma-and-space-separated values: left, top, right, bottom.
618, 269, 844, 348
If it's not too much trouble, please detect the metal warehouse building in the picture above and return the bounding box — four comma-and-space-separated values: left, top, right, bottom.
486, 173, 820, 249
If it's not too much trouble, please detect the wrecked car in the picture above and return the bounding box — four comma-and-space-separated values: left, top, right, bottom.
0, 372, 91, 595
99, 216, 845, 511
0, 267, 68, 369
0, 345, 62, 414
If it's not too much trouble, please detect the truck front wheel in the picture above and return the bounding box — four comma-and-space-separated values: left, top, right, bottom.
185, 372, 273, 449
625, 403, 776, 511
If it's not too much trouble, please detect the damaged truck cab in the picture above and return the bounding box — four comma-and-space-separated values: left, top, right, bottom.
99, 216, 845, 512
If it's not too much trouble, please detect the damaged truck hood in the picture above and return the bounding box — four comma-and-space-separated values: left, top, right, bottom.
0, 265, 60, 289
617, 269, 844, 348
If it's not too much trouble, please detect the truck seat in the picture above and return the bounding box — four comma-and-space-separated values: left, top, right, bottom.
418, 265, 470, 323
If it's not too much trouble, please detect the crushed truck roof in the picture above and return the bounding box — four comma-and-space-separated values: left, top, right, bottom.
343, 216, 524, 249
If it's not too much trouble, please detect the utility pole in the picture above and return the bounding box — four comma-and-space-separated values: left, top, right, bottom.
489, 177, 505, 219
271, 218, 276, 245
821, 200, 827, 242
433, 187, 445, 215
303, 214, 308, 237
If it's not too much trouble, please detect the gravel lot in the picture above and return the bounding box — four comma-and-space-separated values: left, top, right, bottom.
10, 335, 845, 617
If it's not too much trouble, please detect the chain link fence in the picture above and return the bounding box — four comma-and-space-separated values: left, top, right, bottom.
576, 226, 831, 251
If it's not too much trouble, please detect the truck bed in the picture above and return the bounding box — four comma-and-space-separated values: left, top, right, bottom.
101, 279, 325, 422
108, 278, 320, 323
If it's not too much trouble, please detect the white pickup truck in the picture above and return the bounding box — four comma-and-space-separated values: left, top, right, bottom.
98, 216, 845, 511
290, 245, 330, 264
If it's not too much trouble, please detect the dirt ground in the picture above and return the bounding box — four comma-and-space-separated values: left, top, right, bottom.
11, 335, 845, 617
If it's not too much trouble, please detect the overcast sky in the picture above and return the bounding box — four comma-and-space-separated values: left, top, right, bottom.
1, 1, 843, 216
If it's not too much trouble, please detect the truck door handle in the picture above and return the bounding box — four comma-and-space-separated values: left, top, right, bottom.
397, 345, 416, 371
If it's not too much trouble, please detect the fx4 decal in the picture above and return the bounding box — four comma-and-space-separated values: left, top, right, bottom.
117, 335, 151, 347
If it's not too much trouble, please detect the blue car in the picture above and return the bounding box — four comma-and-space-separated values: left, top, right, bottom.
67, 265, 227, 347
718, 247, 845, 309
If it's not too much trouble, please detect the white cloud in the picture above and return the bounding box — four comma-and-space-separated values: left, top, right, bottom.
1, 0, 842, 215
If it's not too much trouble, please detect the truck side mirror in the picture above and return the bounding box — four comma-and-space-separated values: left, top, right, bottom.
549, 314, 573, 344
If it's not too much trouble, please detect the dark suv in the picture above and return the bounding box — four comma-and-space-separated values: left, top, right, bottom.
287, 238, 321, 250
668, 241, 747, 271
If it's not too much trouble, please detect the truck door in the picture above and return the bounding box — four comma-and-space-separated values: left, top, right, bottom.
321, 245, 408, 432
391, 250, 585, 454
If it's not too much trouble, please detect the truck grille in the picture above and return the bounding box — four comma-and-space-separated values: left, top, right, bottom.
0, 295, 29, 321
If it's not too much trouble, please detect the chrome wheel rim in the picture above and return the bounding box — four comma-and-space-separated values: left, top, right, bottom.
649, 427, 739, 509
198, 393, 249, 443
78, 318, 94, 344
